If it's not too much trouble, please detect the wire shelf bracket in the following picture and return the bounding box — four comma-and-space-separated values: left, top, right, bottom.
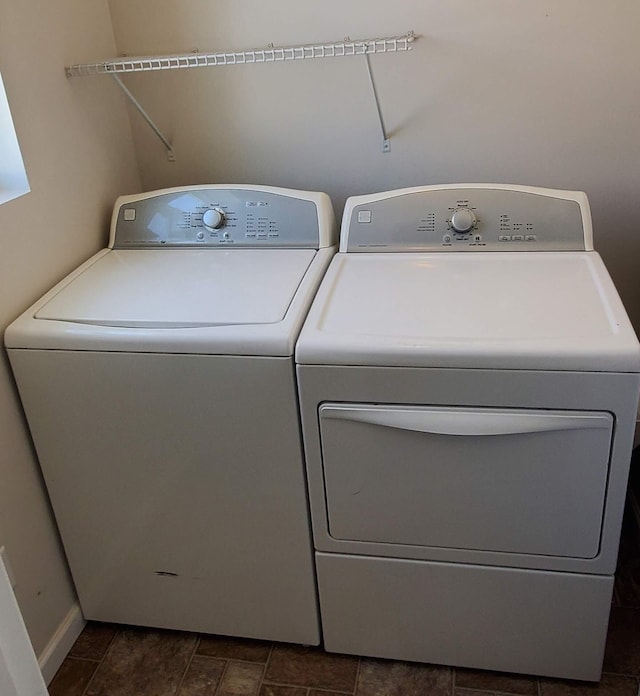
66, 31, 416, 159
110, 74, 175, 161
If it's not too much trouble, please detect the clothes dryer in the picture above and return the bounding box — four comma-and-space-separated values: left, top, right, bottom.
6, 185, 336, 644
295, 184, 640, 679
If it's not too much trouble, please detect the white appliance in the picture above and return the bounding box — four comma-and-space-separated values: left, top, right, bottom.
5, 184, 336, 645
295, 184, 640, 680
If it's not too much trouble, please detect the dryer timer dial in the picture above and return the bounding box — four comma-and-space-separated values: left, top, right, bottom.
202, 208, 226, 230
450, 208, 477, 233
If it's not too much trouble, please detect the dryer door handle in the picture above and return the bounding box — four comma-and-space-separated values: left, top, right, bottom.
320, 405, 612, 437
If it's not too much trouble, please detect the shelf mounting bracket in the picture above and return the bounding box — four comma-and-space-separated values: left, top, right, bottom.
364, 53, 391, 153
111, 74, 175, 162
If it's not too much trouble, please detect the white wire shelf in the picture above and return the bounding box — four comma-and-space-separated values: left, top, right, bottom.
65, 32, 416, 77
65, 32, 417, 158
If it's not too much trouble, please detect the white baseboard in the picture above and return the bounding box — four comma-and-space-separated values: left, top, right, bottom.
38, 604, 85, 685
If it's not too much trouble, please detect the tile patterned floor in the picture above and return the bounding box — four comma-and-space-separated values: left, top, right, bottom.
48, 525, 640, 696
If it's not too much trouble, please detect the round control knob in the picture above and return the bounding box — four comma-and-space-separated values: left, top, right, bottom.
450, 208, 477, 233
202, 208, 226, 230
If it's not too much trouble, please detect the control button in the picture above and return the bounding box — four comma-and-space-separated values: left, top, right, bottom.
358, 210, 372, 223
473, 234, 482, 242
196, 231, 205, 240
123, 208, 136, 221
450, 208, 477, 233
525, 234, 537, 241
443, 234, 452, 243
202, 208, 226, 230
223, 231, 231, 239
498, 235, 511, 241
512, 235, 525, 241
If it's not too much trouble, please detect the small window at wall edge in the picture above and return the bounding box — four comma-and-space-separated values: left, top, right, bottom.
0, 71, 30, 205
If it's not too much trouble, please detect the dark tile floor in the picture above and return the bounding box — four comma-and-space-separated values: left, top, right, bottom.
48, 522, 640, 696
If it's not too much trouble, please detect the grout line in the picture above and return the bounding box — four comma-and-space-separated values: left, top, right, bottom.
257, 661, 266, 694
453, 686, 538, 696
353, 655, 361, 695
256, 643, 274, 693
259, 679, 353, 694
173, 634, 199, 695
258, 642, 274, 693
81, 662, 101, 696
212, 657, 266, 696
196, 655, 272, 666
213, 658, 231, 696
63, 655, 101, 664
80, 625, 120, 696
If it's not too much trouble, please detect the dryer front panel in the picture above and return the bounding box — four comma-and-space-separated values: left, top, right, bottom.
297, 365, 639, 573
319, 404, 612, 559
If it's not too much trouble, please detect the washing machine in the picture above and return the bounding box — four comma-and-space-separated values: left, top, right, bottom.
5, 184, 336, 644
295, 183, 640, 680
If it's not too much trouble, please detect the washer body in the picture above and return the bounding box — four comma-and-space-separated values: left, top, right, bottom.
6, 185, 336, 644
295, 184, 640, 679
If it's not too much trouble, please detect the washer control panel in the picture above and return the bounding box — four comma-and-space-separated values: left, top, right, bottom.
343, 186, 590, 252
111, 186, 325, 248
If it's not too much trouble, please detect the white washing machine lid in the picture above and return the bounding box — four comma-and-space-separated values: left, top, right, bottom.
36, 249, 315, 327
296, 251, 640, 371
8, 247, 333, 355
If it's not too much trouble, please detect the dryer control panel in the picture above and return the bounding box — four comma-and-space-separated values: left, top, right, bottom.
341, 185, 592, 252
110, 185, 335, 249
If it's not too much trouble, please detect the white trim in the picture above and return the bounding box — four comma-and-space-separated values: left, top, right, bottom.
38, 604, 85, 685
0, 559, 47, 695
0, 72, 30, 205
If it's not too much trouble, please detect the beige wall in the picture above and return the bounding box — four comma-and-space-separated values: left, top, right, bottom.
0, 0, 140, 657
107, 0, 640, 329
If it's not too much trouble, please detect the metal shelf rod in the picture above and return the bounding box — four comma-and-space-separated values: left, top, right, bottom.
65, 32, 415, 76
110, 74, 175, 161
365, 54, 391, 153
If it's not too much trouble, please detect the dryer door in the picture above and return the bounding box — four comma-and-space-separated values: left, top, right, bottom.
319, 404, 613, 558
